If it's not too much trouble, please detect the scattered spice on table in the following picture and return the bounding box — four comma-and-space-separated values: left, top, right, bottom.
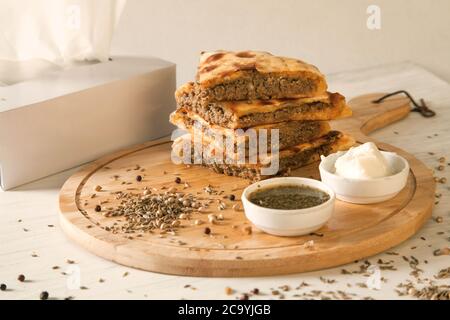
40, 291, 49, 300
319, 276, 337, 284
242, 226, 252, 235
279, 285, 290, 292
46, 152, 449, 300
435, 267, 450, 279
434, 247, 450, 256
239, 293, 249, 300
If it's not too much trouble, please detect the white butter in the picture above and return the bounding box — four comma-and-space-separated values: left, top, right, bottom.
334, 142, 392, 179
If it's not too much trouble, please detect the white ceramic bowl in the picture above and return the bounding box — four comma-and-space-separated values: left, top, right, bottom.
241, 177, 335, 237
319, 150, 409, 204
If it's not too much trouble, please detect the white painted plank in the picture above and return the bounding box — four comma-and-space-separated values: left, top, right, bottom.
1, 62, 449, 300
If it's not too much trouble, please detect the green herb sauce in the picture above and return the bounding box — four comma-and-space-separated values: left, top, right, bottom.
248, 184, 330, 210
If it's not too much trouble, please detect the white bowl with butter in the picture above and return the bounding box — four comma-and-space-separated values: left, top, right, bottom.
241, 177, 335, 236
319, 142, 409, 204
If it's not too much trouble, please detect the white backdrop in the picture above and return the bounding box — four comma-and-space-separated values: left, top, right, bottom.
111, 0, 450, 87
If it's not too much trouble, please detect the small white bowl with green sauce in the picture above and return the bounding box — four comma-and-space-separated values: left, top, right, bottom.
241, 177, 335, 236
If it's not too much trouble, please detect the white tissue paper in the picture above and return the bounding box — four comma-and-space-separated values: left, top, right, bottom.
0, 0, 178, 190
0, 0, 126, 65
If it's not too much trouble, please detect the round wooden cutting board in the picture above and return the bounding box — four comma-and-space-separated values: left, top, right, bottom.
59, 93, 435, 277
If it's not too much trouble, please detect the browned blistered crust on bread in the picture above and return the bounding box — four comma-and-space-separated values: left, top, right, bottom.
196, 50, 325, 88
191, 51, 327, 101
172, 131, 355, 181
175, 84, 352, 128
170, 109, 331, 151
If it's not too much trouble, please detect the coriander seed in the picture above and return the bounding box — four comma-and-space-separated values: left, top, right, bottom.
208, 214, 217, 223
197, 206, 207, 213
171, 220, 180, 227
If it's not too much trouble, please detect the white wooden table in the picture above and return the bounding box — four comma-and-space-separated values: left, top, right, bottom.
1, 62, 449, 300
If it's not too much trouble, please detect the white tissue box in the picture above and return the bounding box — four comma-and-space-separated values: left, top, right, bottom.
0, 56, 176, 190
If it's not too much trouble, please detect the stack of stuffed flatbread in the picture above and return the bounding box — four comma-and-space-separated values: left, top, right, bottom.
170, 50, 355, 180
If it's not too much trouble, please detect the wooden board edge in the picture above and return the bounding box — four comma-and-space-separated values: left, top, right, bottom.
57, 138, 436, 277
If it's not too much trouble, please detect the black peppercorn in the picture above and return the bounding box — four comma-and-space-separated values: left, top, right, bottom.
251, 288, 259, 295
175, 177, 181, 184
94, 205, 101, 212
136, 175, 142, 182
204, 227, 211, 235
239, 294, 249, 300
0, 284, 6, 291
40, 291, 49, 300
17, 274, 25, 282
229, 194, 235, 201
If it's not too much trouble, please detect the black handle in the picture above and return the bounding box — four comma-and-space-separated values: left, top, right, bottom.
372, 90, 436, 118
